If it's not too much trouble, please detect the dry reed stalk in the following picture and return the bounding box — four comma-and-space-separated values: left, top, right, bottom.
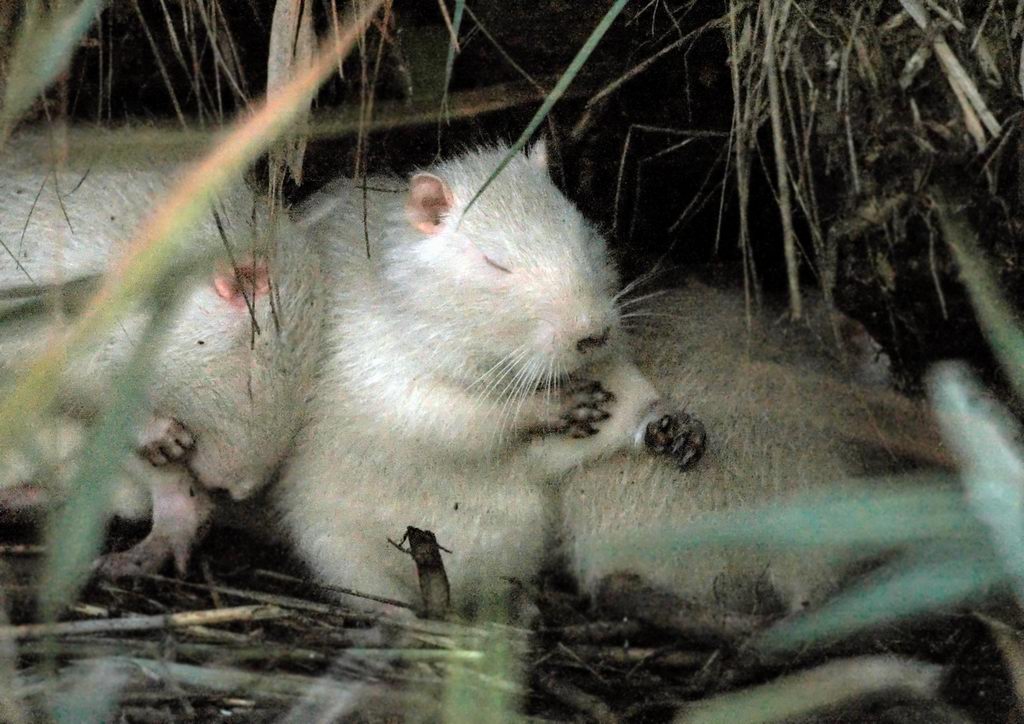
141, 573, 355, 617
899, 0, 1001, 150
762, 0, 801, 319
131, 0, 187, 129
726, 0, 759, 320
267, 0, 316, 187
0, 604, 285, 640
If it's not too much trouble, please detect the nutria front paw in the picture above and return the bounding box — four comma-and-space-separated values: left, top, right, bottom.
644, 411, 706, 469
561, 380, 616, 438
532, 380, 615, 438
138, 416, 195, 466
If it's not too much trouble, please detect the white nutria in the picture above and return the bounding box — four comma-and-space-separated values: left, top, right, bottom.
276, 143, 703, 614
0, 129, 325, 576
560, 280, 949, 620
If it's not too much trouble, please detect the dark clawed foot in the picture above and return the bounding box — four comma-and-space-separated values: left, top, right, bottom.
138, 417, 195, 466
93, 539, 170, 579
558, 380, 615, 438
644, 411, 707, 469
92, 532, 192, 579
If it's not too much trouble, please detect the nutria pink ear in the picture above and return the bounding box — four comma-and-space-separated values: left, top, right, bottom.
528, 139, 548, 172
214, 260, 270, 307
406, 173, 454, 234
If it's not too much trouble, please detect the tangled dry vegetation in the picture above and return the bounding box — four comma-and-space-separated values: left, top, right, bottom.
1, 523, 1013, 722
2, 0, 1024, 721
722, 0, 1024, 385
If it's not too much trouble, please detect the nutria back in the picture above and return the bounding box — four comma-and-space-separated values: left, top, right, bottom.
561, 280, 946, 615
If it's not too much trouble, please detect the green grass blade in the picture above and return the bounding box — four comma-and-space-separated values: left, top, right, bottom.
679, 655, 943, 724
36, 286, 183, 621
1, 0, 104, 137
596, 484, 980, 560
50, 658, 128, 724
460, 0, 631, 219
930, 362, 1024, 600
756, 547, 1005, 652
439, 602, 524, 723
0, 276, 101, 338
932, 188, 1024, 395
0, 275, 100, 302
440, 626, 523, 723
439, 0, 465, 117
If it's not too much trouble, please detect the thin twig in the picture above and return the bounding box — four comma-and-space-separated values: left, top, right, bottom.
253, 569, 415, 611
131, 0, 187, 129
551, 619, 645, 644
570, 645, 710, 669
0, 605, 285, 640
537, 672, 618, 724
141, 573, 353, 617
586, 14, 729, 109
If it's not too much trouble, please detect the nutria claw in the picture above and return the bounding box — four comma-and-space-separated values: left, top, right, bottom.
138, 417, 195, 466
546, 380, 615, 438
93, 533, 184, 579
644, 411, 707, 469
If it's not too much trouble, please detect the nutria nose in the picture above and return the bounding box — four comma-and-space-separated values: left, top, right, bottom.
576, 326, 611, 353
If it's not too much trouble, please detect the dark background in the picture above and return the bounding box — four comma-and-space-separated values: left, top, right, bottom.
15, 0, 1024, 392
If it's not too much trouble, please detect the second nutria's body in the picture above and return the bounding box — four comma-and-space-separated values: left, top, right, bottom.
561, 280, 947, 617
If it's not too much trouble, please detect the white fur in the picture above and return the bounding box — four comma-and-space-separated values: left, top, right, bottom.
560, 282, 945, 615
277, 146, 667, 611
0, 129, 325, 520
276, 147, 940, 618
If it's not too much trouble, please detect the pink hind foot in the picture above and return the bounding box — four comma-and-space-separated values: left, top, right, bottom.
94, 470, 212, 578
